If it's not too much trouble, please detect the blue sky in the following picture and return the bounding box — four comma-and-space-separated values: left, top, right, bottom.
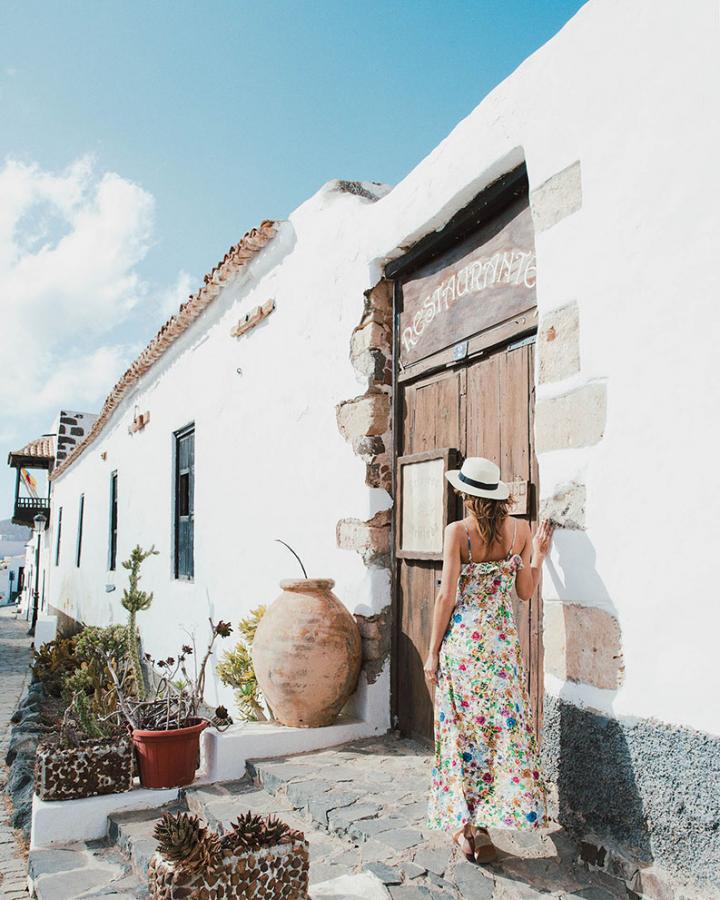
0, 0, 584, 516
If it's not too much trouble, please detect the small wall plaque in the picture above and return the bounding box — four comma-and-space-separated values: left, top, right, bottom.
128, 411, 150, 435
231, 299, 276, 338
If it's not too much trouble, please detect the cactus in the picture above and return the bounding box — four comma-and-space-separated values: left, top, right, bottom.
120, 545, 159, 701
72, 690, 107, 740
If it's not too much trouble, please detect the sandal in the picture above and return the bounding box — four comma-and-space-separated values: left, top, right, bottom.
452, 825, 475, 862
472, 827, 497, 864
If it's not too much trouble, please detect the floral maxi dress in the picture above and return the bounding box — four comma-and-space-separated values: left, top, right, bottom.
427, 533, 548, 833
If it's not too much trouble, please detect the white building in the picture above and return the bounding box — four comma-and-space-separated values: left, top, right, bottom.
13, 0, 720, 891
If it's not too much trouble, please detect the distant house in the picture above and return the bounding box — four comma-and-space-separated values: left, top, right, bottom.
6, 414, 97, 619
9, 1, 720, 890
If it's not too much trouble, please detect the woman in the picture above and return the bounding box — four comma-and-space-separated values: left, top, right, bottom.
424, 457, 554, 863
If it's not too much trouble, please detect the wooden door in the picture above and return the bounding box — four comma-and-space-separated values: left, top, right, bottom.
394, 338, 540, 741
395, 370, 462, 741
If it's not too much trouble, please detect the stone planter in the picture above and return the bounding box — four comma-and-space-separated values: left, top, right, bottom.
34, 734, 133, 801
148, 838, 309, 899
252, 578, 362, 728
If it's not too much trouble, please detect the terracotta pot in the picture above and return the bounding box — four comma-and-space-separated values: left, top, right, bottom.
252, 578, 362, 727
132, 719, 207, 789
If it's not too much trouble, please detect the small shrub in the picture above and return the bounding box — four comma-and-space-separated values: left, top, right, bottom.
216, 606, 268, 721
31, 635, 81, 697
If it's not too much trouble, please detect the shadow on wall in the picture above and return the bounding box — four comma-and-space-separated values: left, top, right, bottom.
542, 529, 653, 867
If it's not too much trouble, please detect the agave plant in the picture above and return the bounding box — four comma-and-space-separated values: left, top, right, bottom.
221, 811, 303, 852
153, 812, 221, 875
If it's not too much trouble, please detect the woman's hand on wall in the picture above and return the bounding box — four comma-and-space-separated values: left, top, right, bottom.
531, 519, 555, 565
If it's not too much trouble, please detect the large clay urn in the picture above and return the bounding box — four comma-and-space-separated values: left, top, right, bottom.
252, 579, 362, 728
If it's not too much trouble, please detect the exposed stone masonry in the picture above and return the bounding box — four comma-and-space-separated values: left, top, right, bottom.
337, 278, 393, 494
336, 279, 394, 677
530, 162, 583, 234
353, 610, 391, 685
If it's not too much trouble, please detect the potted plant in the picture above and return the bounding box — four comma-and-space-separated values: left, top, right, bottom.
104, 619, 233, 789
34, 624, 136, 801
147, 810, 309, 899
34, 700, 134, 801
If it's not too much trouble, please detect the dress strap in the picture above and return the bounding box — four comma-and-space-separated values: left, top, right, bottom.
463, 522, 473, 563
506, 519, 517, 559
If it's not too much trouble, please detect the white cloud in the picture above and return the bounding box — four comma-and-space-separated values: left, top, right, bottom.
0, 157, 186, 423
156, 269, 194, 320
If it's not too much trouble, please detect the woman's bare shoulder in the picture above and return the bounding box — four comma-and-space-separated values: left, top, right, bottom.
445, 520, 466, 540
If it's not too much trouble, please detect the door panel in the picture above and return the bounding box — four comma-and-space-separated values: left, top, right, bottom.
394, 340, 541, 742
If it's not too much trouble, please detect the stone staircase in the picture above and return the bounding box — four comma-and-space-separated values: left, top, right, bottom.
26, 736, 633, 899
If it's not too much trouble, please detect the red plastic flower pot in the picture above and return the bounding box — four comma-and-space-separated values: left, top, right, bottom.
131, 719, 207, 789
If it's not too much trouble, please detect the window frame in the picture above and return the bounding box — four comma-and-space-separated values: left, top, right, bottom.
173, 424, 195, 581
108, 471, 118, 572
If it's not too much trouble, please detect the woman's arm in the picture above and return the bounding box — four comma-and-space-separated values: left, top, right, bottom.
515, 519, 555, 601
423, 523, 462, 687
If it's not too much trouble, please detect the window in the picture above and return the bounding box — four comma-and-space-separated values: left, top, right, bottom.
54, 507, 63, 565
174, 426, 194, 579
109, 472, 118, 571
76, 494, 85, 567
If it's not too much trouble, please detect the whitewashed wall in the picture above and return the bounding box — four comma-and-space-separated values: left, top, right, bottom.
46, 200, 393, 725
48, 0, 720, 737
0, 553, 26, 604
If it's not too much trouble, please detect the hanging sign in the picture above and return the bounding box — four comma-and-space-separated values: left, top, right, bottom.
399, 197, 536, 366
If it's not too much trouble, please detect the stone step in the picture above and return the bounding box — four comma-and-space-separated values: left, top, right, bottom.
107, 800, 185, 879
28, 841, 148, 899
185, 780, 366, 890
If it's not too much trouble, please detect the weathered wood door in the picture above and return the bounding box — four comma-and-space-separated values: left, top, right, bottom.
389, 165, 541, 742
394, 340, 540, 741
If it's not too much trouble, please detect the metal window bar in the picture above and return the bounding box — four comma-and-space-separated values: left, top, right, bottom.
76, 494, 85, 568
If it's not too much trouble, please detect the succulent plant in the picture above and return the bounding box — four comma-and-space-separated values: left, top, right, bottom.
221, 811, 303, 852
216, 606, 269, 721
153, 812, 221, 875
120, 544, 159, 700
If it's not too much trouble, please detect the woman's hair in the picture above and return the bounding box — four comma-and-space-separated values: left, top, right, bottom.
460, 493, 513, 548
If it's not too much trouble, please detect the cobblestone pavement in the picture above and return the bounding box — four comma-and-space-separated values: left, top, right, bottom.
188, 737, 629, 899
0, 606, 32, 899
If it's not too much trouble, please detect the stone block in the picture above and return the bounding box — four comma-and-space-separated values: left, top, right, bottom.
412, 847, 450, 876
540, 481, 586, 530
544, 602, 624, 690
377, 827, 423, 851
336, 509, 391, 564
362, 638, 383, 661
539, 301, 580, 383
630, 865, 676, 900
351, 321, 390, 358
337, 391, 391, 442
450, 860, 495, 899
535, 382, 607, 452
530, 161, 582, 233
365, 279, 393, 318
364, 862, 403, 885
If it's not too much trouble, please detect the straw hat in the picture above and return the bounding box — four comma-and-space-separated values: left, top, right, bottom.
446, 457, 509, 500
